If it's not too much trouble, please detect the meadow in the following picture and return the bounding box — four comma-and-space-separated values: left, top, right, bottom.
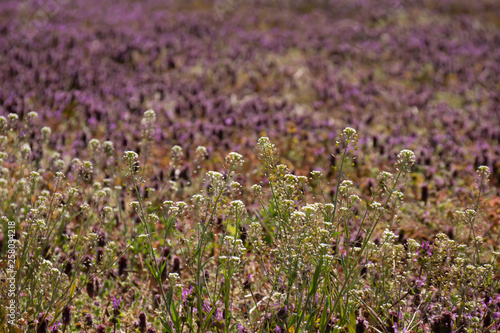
0, 0, 499, 332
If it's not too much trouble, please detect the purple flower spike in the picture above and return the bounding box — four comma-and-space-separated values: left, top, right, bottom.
112, 296, 122, 310
50, 321, 61, 333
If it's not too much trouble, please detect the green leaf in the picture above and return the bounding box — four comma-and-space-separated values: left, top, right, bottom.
170, 301, 181, 332
348, 310, 356, 333
159, 258, 168, 275
319, 299, 329, 332
331, 231, 343, 237
203, 305, 217, 330
309, 257, 323, 296
145, 260, 157, 280
159, 316, 174, 333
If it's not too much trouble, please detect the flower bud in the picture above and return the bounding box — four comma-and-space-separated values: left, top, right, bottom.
62, 305, 72, 326
118, 255, 127, 276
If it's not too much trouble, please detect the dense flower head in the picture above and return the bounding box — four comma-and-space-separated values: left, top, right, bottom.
143, 109, 156, 123
195, 146, 208, 160
123, 150, 140, 174
102, 141, 114, 157
112, 296, 122, 311
225, 152, 244, 168
88, 138, 100, 153
476, 165, 491, 191
395, 149, 416, 172
228, 199, 247, 219
123, 151, 139, 163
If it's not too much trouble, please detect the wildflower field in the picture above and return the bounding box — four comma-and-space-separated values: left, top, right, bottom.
1, 0, 500, 332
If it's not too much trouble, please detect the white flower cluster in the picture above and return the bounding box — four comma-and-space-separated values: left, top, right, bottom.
338, 180, 354, 194
392, 190, 404, 201
257, 137, 278, 162
123, 150, 139, 163
41, 126, 51, 142
8, 113, 18, 126
171, 145, 183, 162
248, 222, 265, 251
218, 256, 241, 265
102, 206, 114, 221
141, 109, 156, 141
27, 111, 38, 124
195, 145, 208, 160
223, 235, 247, 258
377, 171, 393, 190
251, 184, 262, 196
21, 143, 31, 159
293, 210, 307, 222
0, 151, 7, 165
476, 165, 490, 191
395, 149, 416, 172
88, 139, 100, 154
257, 137, 274, 149
476, 165, 490, 179
225, 152, 244, 168
337, 127, 358, 148
168, 273, 180, 284
381, 229, 397, 244
148, 213, 160, 224
123, 151, 140, 174
0, 116, 7, 133
206, 171, 225, 197
54, 159, 65, 171
300, 203, 320, 217
29, 171, 41, 183
102, 141, 114, 157
191, 194, 205, 210
310, 170, 323, 179
94, 190, 107, 201
228, 200, 247, 220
